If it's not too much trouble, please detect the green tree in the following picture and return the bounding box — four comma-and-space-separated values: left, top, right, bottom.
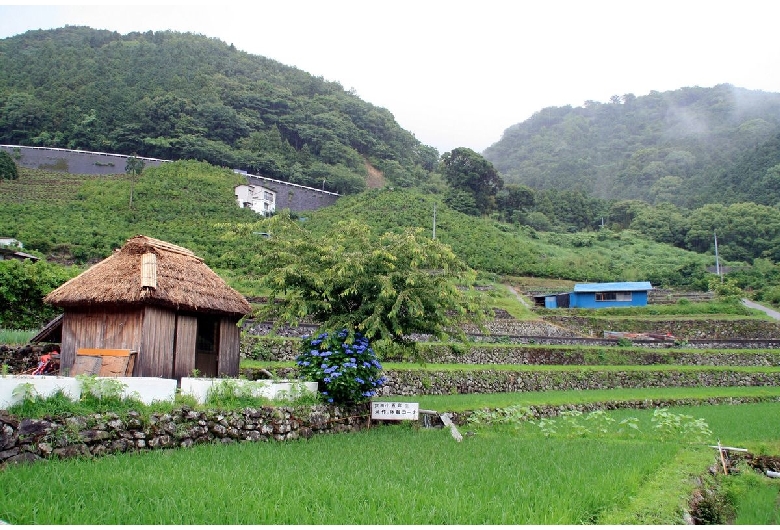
650, 175, 684, 205
497, 184, 535, 222
249, 213, 489, 352
0, 259, 78, 329
0, 151, 19, 180
686, 202, 780, 262
443, 188, 479, 216
125, 156, 145, 176
608, 200, 649, 230
439, 147, 503, 215
631, 202, 689, 247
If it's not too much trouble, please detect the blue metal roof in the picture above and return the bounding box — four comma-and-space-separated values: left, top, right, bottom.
573, 282, 652, 293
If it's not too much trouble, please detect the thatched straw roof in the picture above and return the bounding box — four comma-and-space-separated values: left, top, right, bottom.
44, 235, 251, 316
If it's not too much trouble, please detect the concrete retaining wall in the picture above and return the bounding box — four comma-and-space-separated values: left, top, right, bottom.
1, 145, 339, 213
1, 145, 166, 175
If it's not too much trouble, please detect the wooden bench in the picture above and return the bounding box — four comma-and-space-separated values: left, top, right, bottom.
72, 348, 137, 377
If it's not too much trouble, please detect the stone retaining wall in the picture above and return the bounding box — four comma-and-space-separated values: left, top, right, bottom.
0, 403, 369, 467
248, 367, 780, 397
241, 335, 780, 365
406, 346, 780, 366
545, 316, 780, 339
377, 369, 780, 396
0, 145, 166, 175
242, 319, 583, 340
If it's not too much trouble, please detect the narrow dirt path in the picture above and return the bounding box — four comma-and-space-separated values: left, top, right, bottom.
504, 284, 530, 308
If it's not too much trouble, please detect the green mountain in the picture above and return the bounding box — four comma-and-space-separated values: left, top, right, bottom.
0, 26, 438, 194
483, 85, 780, 208
0, 25, 771, 293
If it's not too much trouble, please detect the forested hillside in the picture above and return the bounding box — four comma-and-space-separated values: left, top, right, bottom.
0, 26, 438, 194
484, 85, 780, 208
6, 25, 780, 297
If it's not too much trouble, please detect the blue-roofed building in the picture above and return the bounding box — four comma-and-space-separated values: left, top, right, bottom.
533, 282, 654, 309
569, 282, 653, 309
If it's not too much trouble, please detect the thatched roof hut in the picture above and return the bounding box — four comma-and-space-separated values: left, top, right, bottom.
45, 235, 251, 379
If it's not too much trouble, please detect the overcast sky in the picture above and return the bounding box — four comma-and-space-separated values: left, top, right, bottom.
1, 1, 778, 154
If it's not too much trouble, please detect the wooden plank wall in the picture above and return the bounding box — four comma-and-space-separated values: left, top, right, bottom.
218, 317, 241, 377
139, 306, 176, 378
173, 314, 198, 380
60, 308, 143, 375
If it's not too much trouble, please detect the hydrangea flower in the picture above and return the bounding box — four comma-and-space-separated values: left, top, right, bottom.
295, 329, 384, 405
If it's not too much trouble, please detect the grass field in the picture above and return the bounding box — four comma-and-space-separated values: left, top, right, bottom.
374, 386, 780, 413
0, 329, 36, 346
0, 402, 778, 525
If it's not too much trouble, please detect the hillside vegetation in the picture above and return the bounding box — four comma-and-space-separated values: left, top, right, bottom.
484, 85, 780, 208
0, 26, 438, 194
298, 188, 713, 287
0, 163, 714, 292
4, 27, 780, 268
6, 27, 780, 308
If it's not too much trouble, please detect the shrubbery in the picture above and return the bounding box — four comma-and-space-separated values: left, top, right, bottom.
296, 329, 385, 404
0, 259, 79, 329
0, 151, 18, 180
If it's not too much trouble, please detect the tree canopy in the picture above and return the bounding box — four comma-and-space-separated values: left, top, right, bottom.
484, 85, 780, 208
235, 213, 489, 351
0, 26, 437, 193
439, 147, 503, 215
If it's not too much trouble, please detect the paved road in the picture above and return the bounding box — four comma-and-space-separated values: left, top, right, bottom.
742, 298, 780, 320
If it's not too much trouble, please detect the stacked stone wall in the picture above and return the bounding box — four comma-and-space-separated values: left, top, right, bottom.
0, 403, 368, 467
248, 366, 780, 397
545, 316, 780, 339
240, 335, 780, 365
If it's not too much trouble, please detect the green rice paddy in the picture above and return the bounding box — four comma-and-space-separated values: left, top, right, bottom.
1, 401, 778, 525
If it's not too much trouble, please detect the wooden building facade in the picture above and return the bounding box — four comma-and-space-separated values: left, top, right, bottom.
44, 235, 251, 379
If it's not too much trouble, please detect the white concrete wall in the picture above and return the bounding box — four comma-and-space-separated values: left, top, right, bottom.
0, 376, 177, 408
180, 378, 317, 404
0, 376, 82, 408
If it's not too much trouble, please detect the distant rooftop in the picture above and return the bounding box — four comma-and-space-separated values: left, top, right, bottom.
573, 282, 653, 292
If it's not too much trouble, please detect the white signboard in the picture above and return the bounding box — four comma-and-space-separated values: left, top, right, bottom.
371, 401, 419, 420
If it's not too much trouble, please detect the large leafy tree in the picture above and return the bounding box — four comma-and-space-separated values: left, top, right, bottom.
439, 147, 503, 215
630, 202, 689, 247
243, 213, 489, 353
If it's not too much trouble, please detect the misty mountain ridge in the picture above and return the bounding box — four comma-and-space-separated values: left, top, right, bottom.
2, 27, 779, 209
483, 84, 780, 208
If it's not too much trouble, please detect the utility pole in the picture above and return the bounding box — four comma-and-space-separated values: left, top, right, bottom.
714, 230, 723, 282
432, 202, 437, 240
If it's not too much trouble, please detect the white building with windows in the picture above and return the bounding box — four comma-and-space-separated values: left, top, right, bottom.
234, 184, 276, 215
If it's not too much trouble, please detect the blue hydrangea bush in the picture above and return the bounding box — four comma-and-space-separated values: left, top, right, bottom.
296, 329, 386, 404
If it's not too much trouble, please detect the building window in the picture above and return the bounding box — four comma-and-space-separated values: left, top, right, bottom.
264, 191, 274, 201
595, 291, 633, 302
